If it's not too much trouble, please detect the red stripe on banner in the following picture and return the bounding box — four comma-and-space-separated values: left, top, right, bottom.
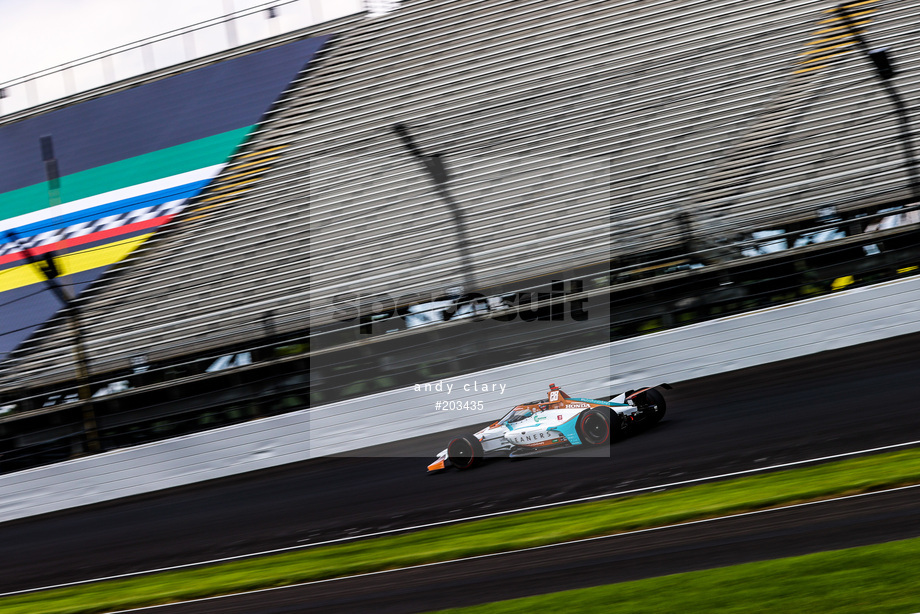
0, 215, 173, 267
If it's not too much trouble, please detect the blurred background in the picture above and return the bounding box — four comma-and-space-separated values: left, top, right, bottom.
1, 1, 920, 611
0, 0, 918, 485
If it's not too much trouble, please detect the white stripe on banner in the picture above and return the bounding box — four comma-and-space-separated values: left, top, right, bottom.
0, 200, 189, 257
0, 164, 223, 234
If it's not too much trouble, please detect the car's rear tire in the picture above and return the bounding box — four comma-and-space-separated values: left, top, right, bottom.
645, 388, 667, 424
447, 434, 483, 470
577, 408, 610, 445
609, 409, 626, 441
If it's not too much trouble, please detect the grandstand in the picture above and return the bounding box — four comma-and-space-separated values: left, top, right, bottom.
1, 0, 919, 470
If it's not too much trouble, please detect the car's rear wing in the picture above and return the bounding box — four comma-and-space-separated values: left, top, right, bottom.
599, 382, 672, 402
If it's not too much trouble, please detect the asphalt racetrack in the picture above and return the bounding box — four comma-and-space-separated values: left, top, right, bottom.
112, 486, 920, 613
2, 332, 920, 608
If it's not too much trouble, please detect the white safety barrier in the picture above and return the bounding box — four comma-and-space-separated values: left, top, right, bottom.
1, 275, 918, 523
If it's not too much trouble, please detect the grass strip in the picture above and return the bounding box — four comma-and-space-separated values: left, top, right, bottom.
429, 535, 920, 614
3, 447, 920, 614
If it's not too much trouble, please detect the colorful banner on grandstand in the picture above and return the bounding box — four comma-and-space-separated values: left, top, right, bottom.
0, 35, 330, 359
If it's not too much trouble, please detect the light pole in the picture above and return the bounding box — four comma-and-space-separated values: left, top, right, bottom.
392, 123, 477, 294
7, 136, 100, 453
836, 2, 920, 202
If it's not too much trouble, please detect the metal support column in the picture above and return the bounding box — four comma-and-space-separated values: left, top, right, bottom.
392, 123, 477, 293
837, 2, 920, 202
10, 136, 101, 453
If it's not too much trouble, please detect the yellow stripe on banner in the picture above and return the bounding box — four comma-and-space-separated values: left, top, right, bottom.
201, 189, 248, 203
823, 0, 879, 13
237, 145, 287, 159
794, 64, 829, 74
223, 167, 266, 182
189, 202, 224, 213
808, 31, 865, 46
800, 42, 853, 56
232, 156, 281, 171
800, 52, 848, 65
818, 9, 875, 25
814, 19, 872, 35
213, 177, 260, 191
0, 234, 153, 293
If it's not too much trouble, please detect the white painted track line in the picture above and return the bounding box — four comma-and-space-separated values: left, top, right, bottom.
107, 483, 920, 613
4, 438, 920, 598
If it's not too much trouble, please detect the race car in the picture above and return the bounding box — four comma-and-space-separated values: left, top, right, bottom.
427, 382, 670, 472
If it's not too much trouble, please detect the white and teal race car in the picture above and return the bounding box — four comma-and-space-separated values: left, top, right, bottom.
427, 382, 670, 472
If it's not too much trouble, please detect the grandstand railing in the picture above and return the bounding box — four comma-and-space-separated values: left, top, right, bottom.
0, 0, 401, 118
4, 0, 920, 388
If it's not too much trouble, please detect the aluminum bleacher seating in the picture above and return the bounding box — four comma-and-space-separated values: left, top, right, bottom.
2, 0, 918, 392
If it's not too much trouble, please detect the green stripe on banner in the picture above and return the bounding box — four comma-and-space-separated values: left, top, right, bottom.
0, 125, 254, 220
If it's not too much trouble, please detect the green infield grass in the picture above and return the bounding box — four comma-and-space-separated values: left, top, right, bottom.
2, 446, 919, 614
428, 535, 920, 613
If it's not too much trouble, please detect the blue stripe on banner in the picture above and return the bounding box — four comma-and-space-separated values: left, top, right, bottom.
7, 179, 209, 238
0, 268, 105, 359
0, 36, 331, 195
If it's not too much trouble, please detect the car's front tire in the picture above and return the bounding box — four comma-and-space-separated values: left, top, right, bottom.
577, 408, 610, 445
447, 434, 484, 470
